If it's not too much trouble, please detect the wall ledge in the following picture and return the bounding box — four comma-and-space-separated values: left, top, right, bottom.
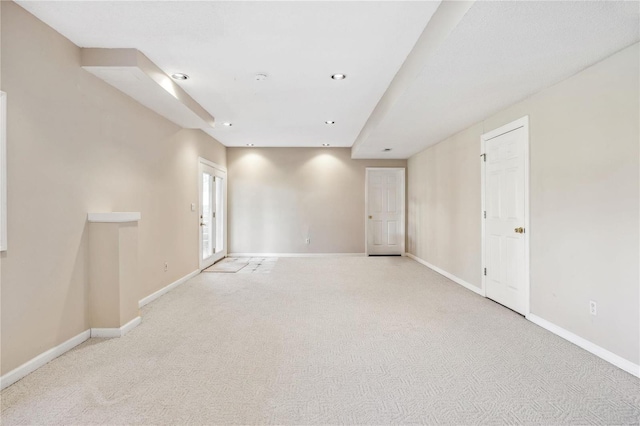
87, 212, 141, 223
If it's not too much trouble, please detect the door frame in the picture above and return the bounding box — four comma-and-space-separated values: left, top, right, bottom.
480, 116, 530, 316
198, 157, 227, 270
364, 167, 406, 256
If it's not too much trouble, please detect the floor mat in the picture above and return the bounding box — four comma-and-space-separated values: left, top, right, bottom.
203, 258, 249, 273
236, 257, 278, 274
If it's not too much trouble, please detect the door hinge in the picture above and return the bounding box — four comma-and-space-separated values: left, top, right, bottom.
213, 212, 216, 218
483, 211, 486, 219
484, 268, 487, 276
480, 153, 486, 162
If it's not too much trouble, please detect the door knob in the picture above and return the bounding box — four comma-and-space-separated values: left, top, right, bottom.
200, 223, 205, 227
369, 215, 372, 219
514, 227, 525, 234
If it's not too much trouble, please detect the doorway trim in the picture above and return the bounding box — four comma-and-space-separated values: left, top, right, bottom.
198, 157, 227, 270
364, 167, 406, 256
480, 116, 530, 316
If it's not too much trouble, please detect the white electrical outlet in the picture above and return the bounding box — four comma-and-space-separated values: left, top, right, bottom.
589, 300, 597, 316
305, 238, 310, 244
164, 262, 168, 272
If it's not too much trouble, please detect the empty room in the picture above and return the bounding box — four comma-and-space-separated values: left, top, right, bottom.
0, 0, 639, 424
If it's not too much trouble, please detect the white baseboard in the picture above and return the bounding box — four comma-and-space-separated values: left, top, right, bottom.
139, 269, 200, 308
228, 253, 365, 258
405, 252, 484, 296
1, 269, 198, 390
526, 313, 640, 378
0, 329, 91, 390
90, 316, 141, 338
406, 252, 640, 377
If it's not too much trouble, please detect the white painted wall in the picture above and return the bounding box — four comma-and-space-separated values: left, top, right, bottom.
0, 2, 227, 375
228, 148, 406, 254
408, 43, 640, 365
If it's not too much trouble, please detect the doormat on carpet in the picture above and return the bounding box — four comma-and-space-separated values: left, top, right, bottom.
237, 257, 278, 274
203, 258, 249, 273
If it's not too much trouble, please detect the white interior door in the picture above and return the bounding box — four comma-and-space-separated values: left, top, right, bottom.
366, 168, 405, 255
199, 159, 227, 269
483, 118, 529, 315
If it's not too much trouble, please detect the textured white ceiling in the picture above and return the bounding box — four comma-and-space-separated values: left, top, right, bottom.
15, 1, 639, 157
16, 1, 440, 148
354, 0, 640, 159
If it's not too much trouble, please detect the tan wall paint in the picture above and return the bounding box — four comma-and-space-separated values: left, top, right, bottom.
0, 2, 226, 374
407, 123, 483, 286
228, 148, 406, 254
87, 222, 140, 329
408, 43, 640, 364
0, 0, 4, 375
118, 223, 140, 327
88, 223, 123, 329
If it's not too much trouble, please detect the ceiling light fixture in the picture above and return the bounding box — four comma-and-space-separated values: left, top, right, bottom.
246, 144, 254, 147
223, 122, 233, 126
171, 73, 189, 80
255, 73, 268, 81
325, 120, 335, 125
383, 148, 392, 152
322, 144, 330, 147
331, 74, 346, 80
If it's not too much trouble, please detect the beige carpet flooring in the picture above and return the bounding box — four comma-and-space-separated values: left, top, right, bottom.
1, 257, 639, 424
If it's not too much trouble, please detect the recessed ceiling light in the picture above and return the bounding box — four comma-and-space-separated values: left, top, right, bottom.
331, 74, 346, 80
171, 73, 189, 80
255, 73, 268, 81
246, 143, 254, 147
383, 148, 392, 152
325, 120, 335, 125
322, 143, 330, 147
223, 122, 233, 126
